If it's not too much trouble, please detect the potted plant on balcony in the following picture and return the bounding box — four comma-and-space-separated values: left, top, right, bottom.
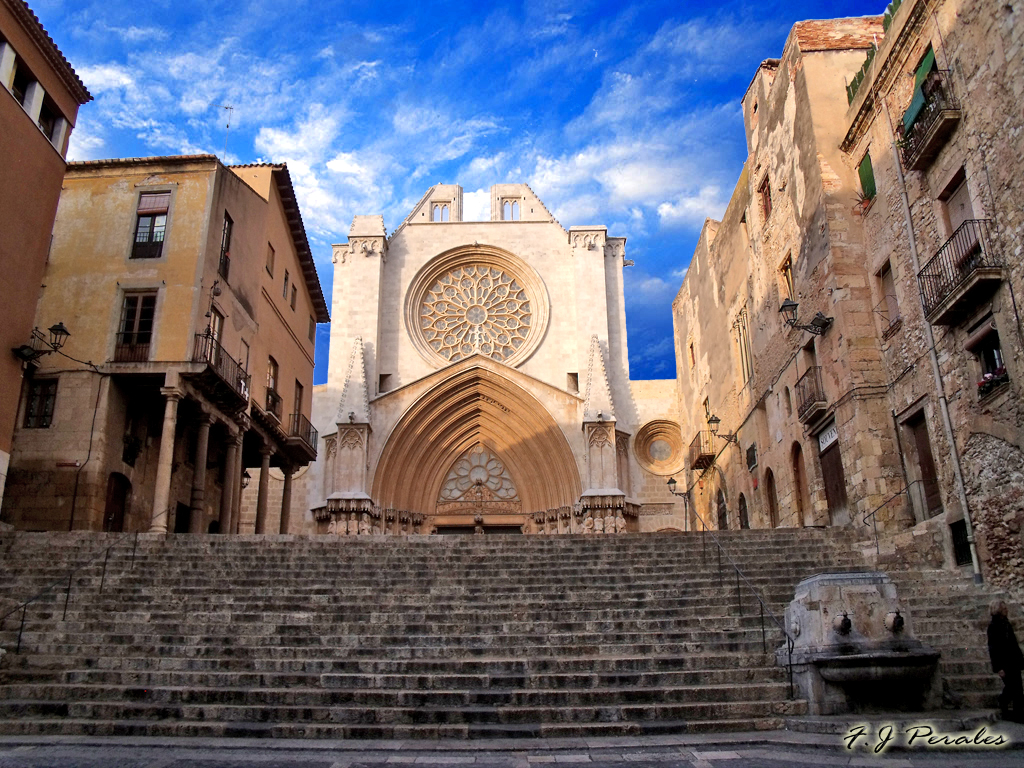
977, 366, 1010, 397
852, 189, 875, 216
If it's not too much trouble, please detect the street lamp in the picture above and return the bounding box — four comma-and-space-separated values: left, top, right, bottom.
779, 299, 833, 335
11, 323, 71, 363
707, 414, 738, 444
241, 470, 251, 489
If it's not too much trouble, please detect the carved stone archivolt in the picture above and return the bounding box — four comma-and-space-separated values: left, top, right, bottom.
405, 245, 549, 369
372, 361, 580, 516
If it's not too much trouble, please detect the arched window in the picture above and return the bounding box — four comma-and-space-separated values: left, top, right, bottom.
764, 469, 778, 527
716, 489, 728, 530
738, 493, 749, 529
511, 201, 520, 220
792, 441, 812, 526
431, 204, 441, 222
441, 204, 449, 222
503, 201, 511, 220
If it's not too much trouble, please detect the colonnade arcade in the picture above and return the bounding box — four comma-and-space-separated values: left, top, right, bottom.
145, 381, 301, 536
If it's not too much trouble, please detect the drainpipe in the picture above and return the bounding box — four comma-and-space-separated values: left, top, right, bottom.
882, 101, 982, 583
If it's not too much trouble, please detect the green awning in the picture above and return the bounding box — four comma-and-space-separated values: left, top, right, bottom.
903, 86, 926, 133
914, 48, 936, 88
858, 154, 876, 199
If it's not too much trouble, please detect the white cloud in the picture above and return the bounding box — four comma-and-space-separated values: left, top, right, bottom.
77, 64, 134, 93
657, 186, 727, 228
462, 188, 490, 222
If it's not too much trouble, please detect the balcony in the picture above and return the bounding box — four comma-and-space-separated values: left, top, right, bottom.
131, 240, 163, 260
113, 332, 150, 362
873, 296, 902, 341
689, 430, 716, 471
189, 333, 251, 412
284, 412, 318, 463
265, 388, 283, 420
900, 71, 960, 171
918, 220, 1003, 325
795, 366, 828, 424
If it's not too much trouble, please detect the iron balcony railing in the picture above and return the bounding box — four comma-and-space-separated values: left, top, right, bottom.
918, 220, 999, 319
900, 70, 959, 168
873, 295, 902, 339
689, 430, 716, 470
795, 366, 827, 420
192, 333, 250, 401
265, 388, 283, 420
113, 332, 151, 362
289, 413, 318, 451
131, 239, 163, 260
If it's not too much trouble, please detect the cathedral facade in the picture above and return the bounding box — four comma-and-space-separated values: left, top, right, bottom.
291, 184, 685, 535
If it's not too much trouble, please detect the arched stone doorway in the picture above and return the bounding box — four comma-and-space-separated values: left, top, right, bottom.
738, 493, 749, 529
103, 472, 131, 532
764, 468, 779, 528
372, 365, 582, 532
716, 489, 729, 530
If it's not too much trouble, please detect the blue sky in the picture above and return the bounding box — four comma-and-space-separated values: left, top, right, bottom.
39, 0, 879, 383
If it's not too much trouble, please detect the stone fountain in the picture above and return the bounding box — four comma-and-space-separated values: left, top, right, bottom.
778, 572, 941, 715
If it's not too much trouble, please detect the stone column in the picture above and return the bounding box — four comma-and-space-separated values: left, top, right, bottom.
150, 389, 182, 533
232, 434, 245, 533
189, 412, 214, 533
254, 444, 273, 534
279, 466, 294, 534
219, 430, 239, 534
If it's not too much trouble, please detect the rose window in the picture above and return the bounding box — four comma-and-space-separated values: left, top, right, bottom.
420, 266, 532, 363
439, 446, 519, 502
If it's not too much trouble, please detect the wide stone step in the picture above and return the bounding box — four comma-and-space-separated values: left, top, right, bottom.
42, 665, 784, 689
0, 680, 791, 707
0, 697, 805, 725
7, 651, 778, 675
0, 715, 789, 739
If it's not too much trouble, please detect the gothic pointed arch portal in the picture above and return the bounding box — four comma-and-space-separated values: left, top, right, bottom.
372, 365, 582, 528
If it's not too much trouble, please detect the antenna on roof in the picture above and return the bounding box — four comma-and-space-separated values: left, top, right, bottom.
217, 104, 235, 161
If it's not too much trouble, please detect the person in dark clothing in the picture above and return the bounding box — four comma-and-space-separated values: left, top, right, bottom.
988, 600, 1024, 723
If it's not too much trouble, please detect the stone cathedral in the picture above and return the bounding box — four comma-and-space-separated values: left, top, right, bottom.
296, 184, 686, 535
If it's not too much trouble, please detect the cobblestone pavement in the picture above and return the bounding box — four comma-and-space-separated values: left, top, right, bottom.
1, 732, 1023, 768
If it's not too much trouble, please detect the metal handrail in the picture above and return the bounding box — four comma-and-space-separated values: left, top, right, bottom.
860, 479, 924, 555
917, 219, 998, 318
686, 504, 796, 699
0, 503, 175, 653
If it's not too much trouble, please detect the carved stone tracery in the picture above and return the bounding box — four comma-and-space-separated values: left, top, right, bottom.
420, 266, 532, 364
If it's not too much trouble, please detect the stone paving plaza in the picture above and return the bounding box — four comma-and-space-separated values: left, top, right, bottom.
2, 730, 1024, 768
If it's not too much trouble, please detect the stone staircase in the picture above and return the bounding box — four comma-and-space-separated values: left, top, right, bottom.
0, 529, 1004, 738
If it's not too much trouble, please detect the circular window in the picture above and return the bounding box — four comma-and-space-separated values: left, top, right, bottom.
634, 420, 685, 475
406, 245, 549, 368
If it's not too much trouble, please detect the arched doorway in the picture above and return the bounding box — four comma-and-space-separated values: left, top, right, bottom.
716, 489, 729, 530
738, 493, 749, 529
103, 472, 131, 532
373, 365, 582, 531
764, 469, 779, 527
792, 441, 813, 527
